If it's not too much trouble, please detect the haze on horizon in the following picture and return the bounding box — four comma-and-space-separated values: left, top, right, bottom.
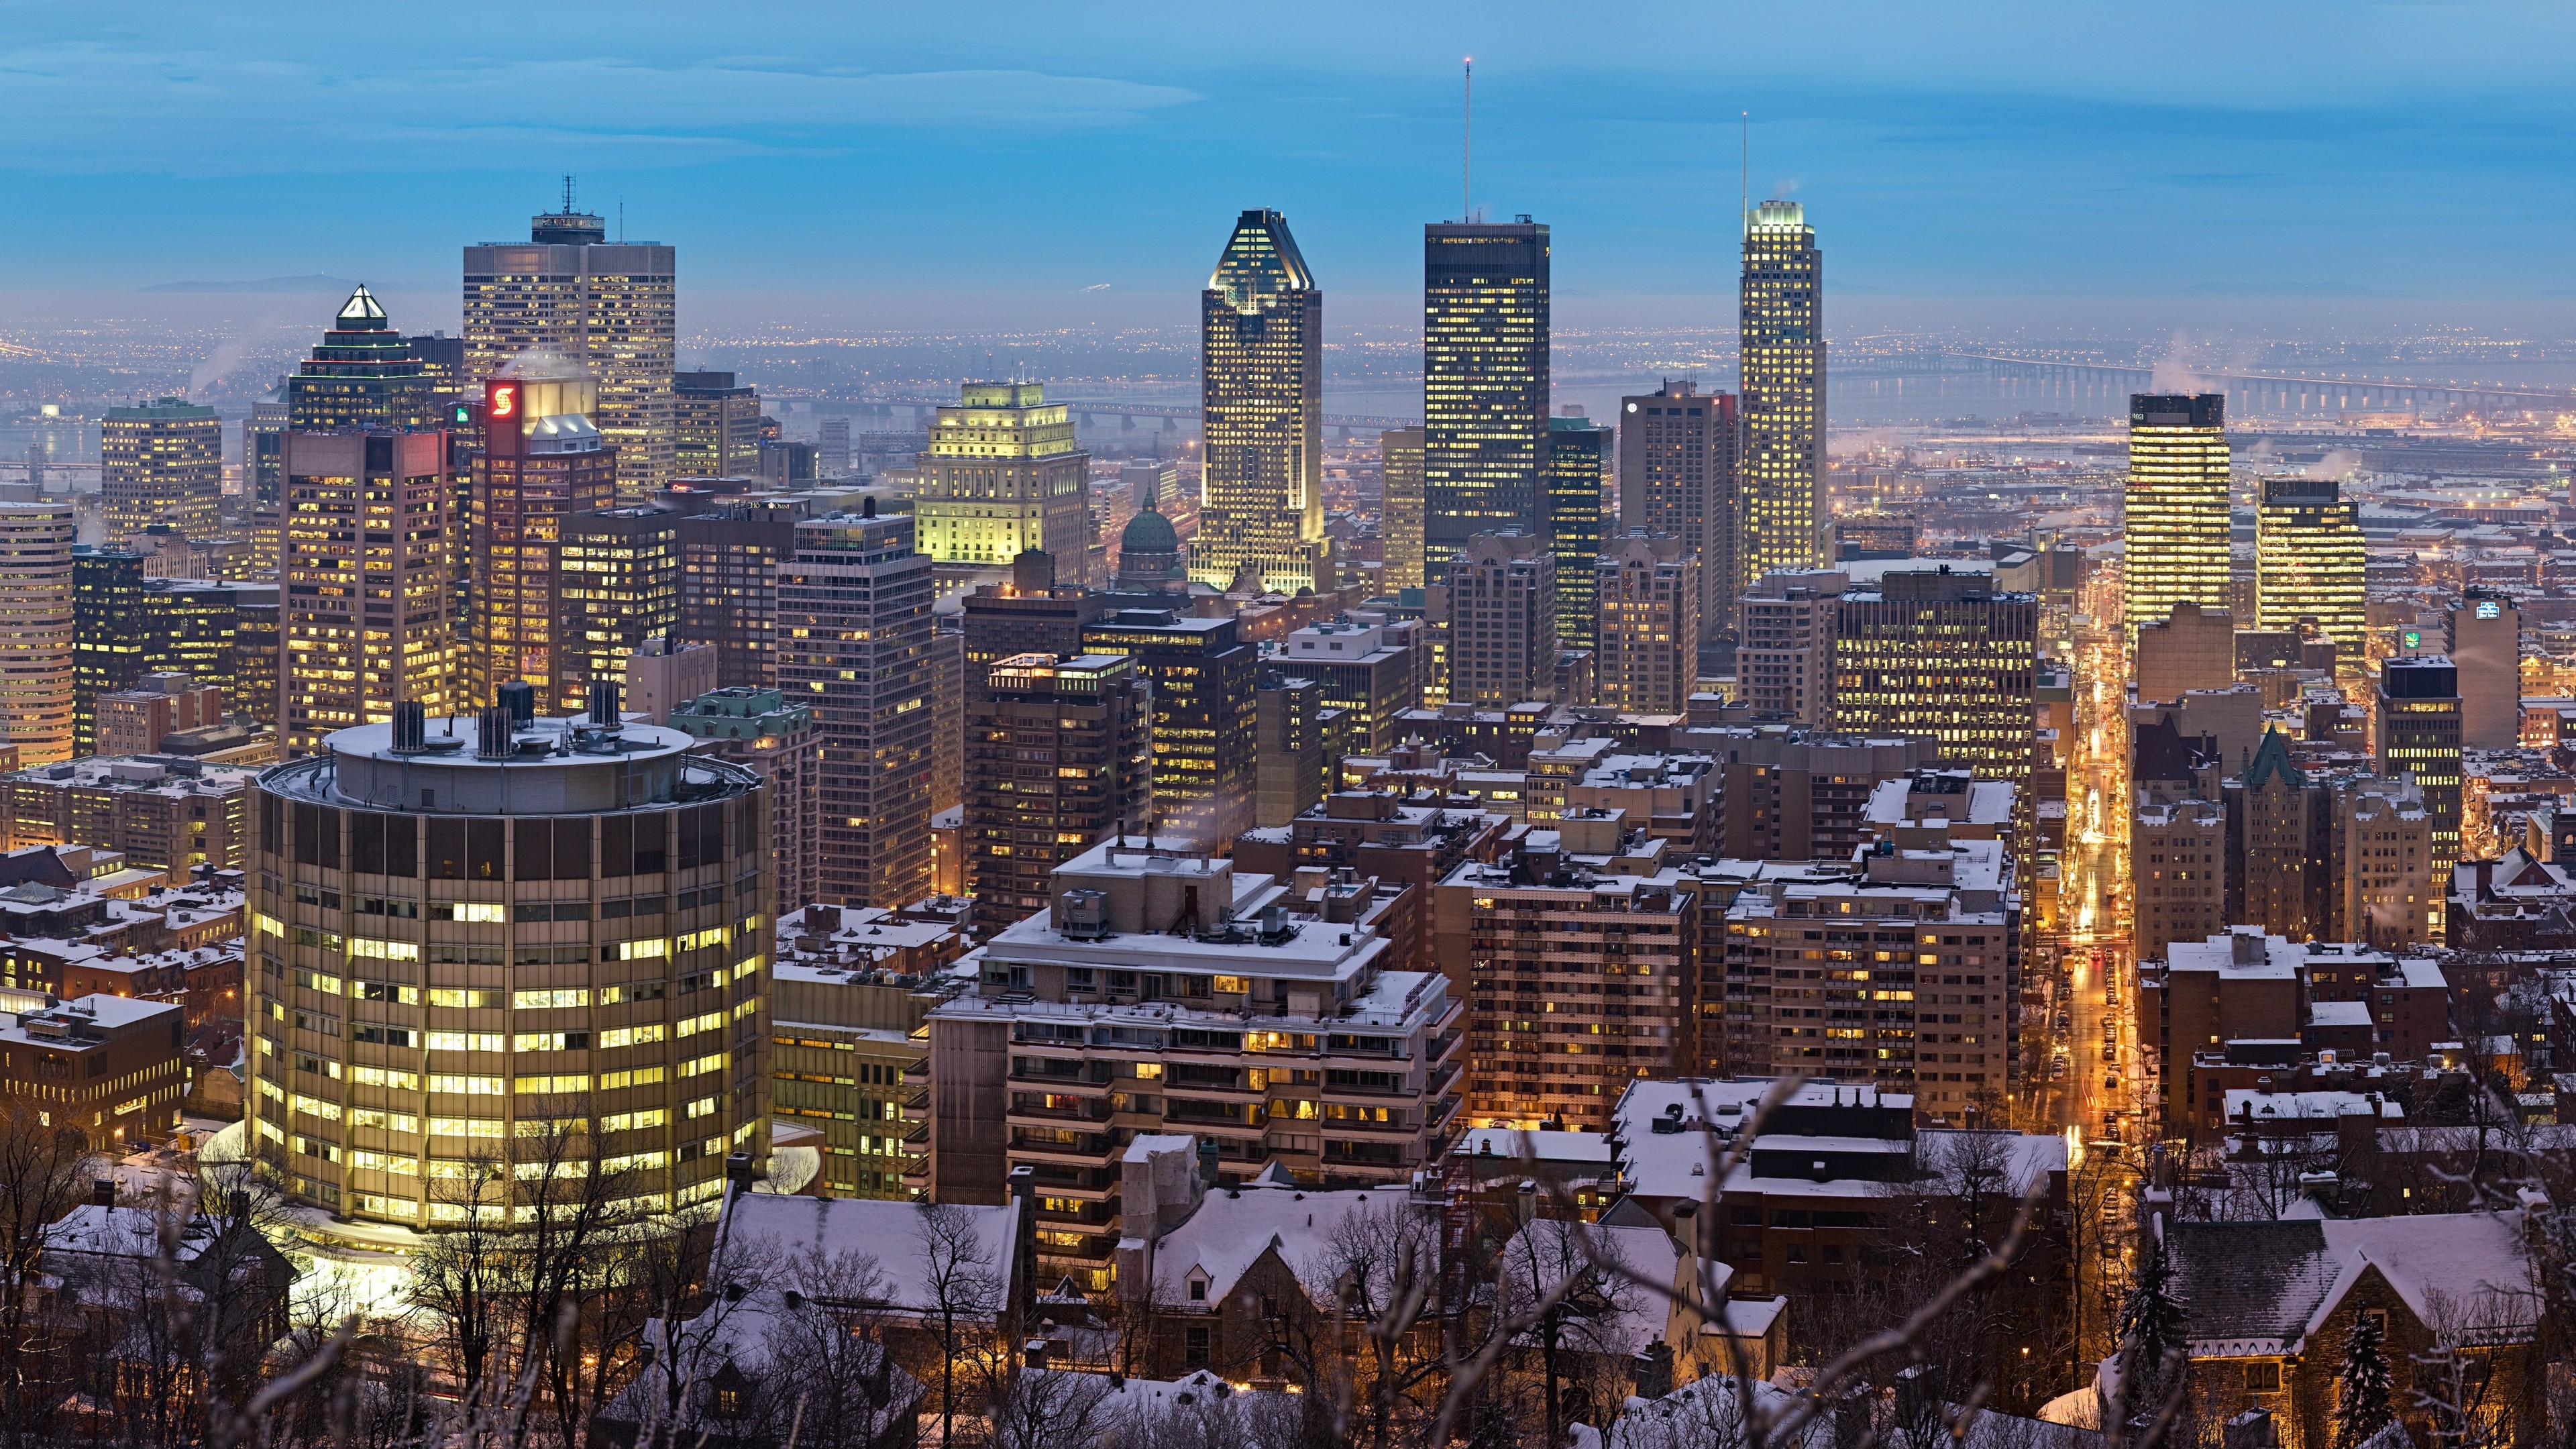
6, 0, 2576, 331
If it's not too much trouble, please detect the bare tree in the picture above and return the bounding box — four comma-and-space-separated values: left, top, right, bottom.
1495, 1218, 1643, 1448
916, 1200, 1006, 1447
0, 1102, 99, 1449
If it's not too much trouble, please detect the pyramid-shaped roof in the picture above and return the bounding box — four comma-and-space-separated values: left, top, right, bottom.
2241, 724, 2306, 790
335, 284, 388, 328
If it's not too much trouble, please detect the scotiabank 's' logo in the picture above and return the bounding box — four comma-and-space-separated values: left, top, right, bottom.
488, 382, 518, 419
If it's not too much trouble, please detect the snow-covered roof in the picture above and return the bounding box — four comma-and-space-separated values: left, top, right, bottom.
2167, 1211, 2540, 1357
1498, 1218, 1693, 1361
2308, 1000, 2373, 1028
2220, 1088, 2403, 1123
1144, 1181, 1425, 1308
714, 1192, 1018, 1321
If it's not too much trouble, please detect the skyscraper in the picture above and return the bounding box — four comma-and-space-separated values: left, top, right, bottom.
1422, 219, 1549, 582
2445, 589, 2520, 751
1594, 531, 1699, 714
2123, 394, 2232, 637
2376, 656, 2462, 881
1545, 416, 1610, 652
673, 371, 761, 478
558, 507, 681, 714
1445, 531, 1557, 708
281, 430, 459, 754
286, 286, 439, 433
246, 381, 290, 571
1617, 381, 1739, 661
909, 383, 1091, 585
463, 195, 676, 498
1196, 209, 1330, 594
1080, 607, 1258, 849
0, 504, 76, 765
1830, 568, 2039, 810
778, 509, 936, 908
676, 504, 798, 690
2253, 476, 2365, 684
247, 702, 773, 1228
1379, 427, 1426, 592
101, 399, 221, 544
1739, 201, 1824, 583
471, 370, 619, 705
964, 652, 1151, 936
72, 548, 146, 756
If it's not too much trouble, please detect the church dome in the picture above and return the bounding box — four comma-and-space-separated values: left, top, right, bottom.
1120, 506, 1179, 555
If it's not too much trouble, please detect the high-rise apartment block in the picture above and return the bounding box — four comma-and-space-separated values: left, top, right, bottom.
1080, 608, 1258, 850
1421, 221, 1549, 582
668, 686, 822, 916
464, 200, 676, 498
920, 842, 1463, 1287
470, 373, 618, 706
281, 431, 459, 755
0, 504, 76, 765
101, 399, 221, 545
1617, 382, 1739, 652
2446, 590, 2521, 750
2377, 656, 2463, 875
1594, 532, 1699, 714
1444, 812, 1695, 1128
1379, 428, 1426, 592
2337, 782, 2432, 949
962, 653, 1151, 937
910, 383, 1091, 584
1546, 417, 1610, 651
1829, 570, 2039, 808
247, 704, 772, 1226
1446, 531, 1557, 708
558, 507, 680, 714
672, 372, 761, 479
2254, 476, 2365, 681
1256, 672, 1345, 828
2135, 798, 2226, 964
2123, 394, 2232, 637
1737, 568, 1847, 726
1739, 202, 1824, 582
778, 511, 936, 908
286, 287, 439, 433
1196, 210, 1330, 595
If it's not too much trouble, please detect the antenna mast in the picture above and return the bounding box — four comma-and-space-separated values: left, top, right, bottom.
1462, 57, 1472, 223
1739, 112, 1748, 237
562, 174, 576, 215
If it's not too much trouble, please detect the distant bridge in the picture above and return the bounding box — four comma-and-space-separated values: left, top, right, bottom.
842, 396, 1416, 434
1929, 352, 2576, 413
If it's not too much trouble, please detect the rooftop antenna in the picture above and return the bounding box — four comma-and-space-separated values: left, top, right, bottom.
561, 174, 576, 215
1739, 111, 1749, 237
1462, 57, 1472, 224
619, 200, 625, 241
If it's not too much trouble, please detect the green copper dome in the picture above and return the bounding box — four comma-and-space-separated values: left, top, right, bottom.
1120, 505, 1179, 554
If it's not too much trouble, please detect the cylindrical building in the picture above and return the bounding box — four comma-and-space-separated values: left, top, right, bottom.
0, 502, 76, 765
246, 699, 771, 1227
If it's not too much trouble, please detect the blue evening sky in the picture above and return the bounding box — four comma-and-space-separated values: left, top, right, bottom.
5, 1, 2572, 325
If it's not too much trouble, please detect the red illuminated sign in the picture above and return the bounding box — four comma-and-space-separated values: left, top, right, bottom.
488, 381, 518, 419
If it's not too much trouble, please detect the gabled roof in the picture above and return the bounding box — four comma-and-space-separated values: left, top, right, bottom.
714, 1192, 1018, 1320
1148, 1181, 1425, 1307
2241, 726, 2306, 791
2133, 711, 2216, 786
2165, 1211, 2539, 1356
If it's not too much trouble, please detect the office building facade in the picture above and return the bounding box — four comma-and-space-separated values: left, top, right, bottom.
0, 504, 76, 765
102, 400, 222, 545
1829, 570, 2039, 808
1617, 382, 1740, 651
676, 505, 798, 690
285, 286, 439, 433
1196, 209, 1330, 595
1545, 417, 1610, 651
558, 508, 680, 715
2253, 476, 2365, 682
963, 653, 1152, 936
1422, 220, 1549, 582
1738, 568, 1847, 726
1080, 608, 1258, 850
247, 706, 772, 1226
2376, 656, 2463, 875
669, 686, 822, 916
1739, 202, 1823, 582
673, 372, 761, 479
778, 511, 936, 908
2446, 590, 2520, 751
910, 382, 1091, 584
2123, 394, 2232, 637
1379, 427, 1426, 592
463, 201, 677, 498
282, 430, 460, 755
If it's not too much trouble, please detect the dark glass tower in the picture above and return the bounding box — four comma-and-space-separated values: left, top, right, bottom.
1544, 417, 1609, 651
1422, 219, 1550, 584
